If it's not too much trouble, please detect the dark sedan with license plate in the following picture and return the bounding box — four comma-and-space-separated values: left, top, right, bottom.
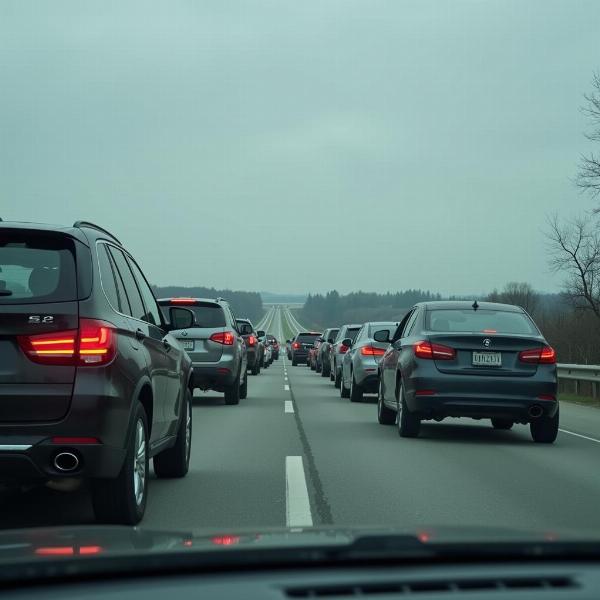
290, 332, 321, 366
376, 301, 558, 443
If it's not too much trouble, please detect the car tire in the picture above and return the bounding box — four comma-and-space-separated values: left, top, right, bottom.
316, 361, 322, 373
377, 379, 395, 425
153, 388, 192, 478
251, 360, 260, 376
397, 382, 420, 438
329, 367, 334, 381
310, 361, 316, 371
491, 418, 513, 430
530, 408, 559, 443
349, 373, 363, 403
334, 367, 341, 388
340, 372, 350, 398
92, 402, 149, 525
224, 371, 241, 405
292, 358, 297, 366
239, 370, 248, 399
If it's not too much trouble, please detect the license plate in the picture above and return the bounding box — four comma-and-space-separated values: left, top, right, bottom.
472, 351, 501, 367
181, 340, 194, 351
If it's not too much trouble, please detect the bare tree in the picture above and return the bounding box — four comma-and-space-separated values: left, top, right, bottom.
486, 282, 539, 315
546, 214, 600, 318
577, 73, 600, 202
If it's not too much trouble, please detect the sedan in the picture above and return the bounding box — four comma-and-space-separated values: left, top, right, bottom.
377, 301, 558, 443
340, 321, 398, 402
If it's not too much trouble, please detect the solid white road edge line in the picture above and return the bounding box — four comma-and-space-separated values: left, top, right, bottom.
286, 456, 313, 527
559, 428, 600, 444
285, 400, 294, 413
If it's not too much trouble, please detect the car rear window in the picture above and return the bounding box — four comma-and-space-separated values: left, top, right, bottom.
297, 333, 321, 343
426, 309, 538, 335
369, 323, 396, 337
161, 302, 226, 327
343, 328, 360, 341
0, 235, 77, 304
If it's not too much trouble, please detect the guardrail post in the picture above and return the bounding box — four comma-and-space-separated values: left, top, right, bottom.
575, 379, 580, 395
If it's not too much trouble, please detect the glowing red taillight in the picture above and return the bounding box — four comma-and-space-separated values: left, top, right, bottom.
210, 331, 235, 345
339, 344, 349, 354
169, 298, 196, 304
519, 346, 556, 364
360, 345, 386, 356
211, 535, 240, 546
247, 335, 256, 346
413, 340, 456, 360
292, 342, 300, 349
18, 319, 116, 366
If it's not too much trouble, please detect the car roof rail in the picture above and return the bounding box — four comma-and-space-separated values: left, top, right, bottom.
73, 221, 121, 244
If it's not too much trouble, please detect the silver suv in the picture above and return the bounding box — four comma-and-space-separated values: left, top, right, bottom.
157, 298, 248, 405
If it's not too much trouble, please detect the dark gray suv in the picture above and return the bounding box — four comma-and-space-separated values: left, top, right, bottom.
0, 220, 195, 525
158, 298, 248, 404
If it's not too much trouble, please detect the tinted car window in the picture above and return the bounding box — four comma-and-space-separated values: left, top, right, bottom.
97, 244, 120, 311
297, 333, 321, 344
368, 324, 396, 337
426, 309, 538, 335
346, 328, 360, 341
108, 247, 146, 321
162, 303, 227, 327
0, 235, 76, 304
127, 258, 162, 326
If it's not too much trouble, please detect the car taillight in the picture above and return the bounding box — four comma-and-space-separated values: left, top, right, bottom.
210, 331, 235, 345
78, 319, 116, 365
519, 346, 556, 364
292, 342, 300, 349
18, 319, 116, 366
413, 340, 456, 360
339, 344, 349, 354
247, 335, 256, 346
360, 345, 386, 356
169, 298, 196, 304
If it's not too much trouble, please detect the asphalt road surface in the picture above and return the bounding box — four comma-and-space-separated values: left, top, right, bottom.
2, 306, 600, 536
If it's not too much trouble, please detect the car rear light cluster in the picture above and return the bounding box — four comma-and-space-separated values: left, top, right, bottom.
210, 331, 235, 345
519, 346, 556, 364
247, 335, 256, 346
292, 342, 300, 349
169, 298, 196, 304
18, 319, 116, 367
360, 345, 386, 356
413, 340, 456, 360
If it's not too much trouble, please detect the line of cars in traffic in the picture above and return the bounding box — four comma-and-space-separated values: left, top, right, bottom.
0, 219, 279, 525
287, 300, 559, 444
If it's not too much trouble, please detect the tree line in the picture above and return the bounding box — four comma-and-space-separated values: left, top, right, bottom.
152, 285, 263, 323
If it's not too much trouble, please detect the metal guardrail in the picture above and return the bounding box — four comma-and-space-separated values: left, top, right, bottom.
557, 363, 600, 397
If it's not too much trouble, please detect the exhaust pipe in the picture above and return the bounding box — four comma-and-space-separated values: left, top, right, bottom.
53, 452, 80, 472
528, 405, 543, 419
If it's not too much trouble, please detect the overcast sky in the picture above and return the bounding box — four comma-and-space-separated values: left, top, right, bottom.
1, 0, 599, 295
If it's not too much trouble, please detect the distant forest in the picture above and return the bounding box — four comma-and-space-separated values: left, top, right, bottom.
299, 285, 599, 365
152, 285, 263, 323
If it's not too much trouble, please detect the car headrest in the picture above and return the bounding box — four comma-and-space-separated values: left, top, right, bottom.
28, 267, 58, 296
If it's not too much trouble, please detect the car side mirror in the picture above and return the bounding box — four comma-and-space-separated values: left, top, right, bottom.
257, 330, 265, 338
286, 339, 291, 344
373, 329, 391, 343
342, 337, 352, 347
167, 307, 195, 331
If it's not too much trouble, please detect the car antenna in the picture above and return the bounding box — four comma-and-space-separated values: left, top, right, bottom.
472, 300, 479, 311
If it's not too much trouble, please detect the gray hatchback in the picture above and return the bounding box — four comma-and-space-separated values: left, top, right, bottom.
377, 301, 558, 443
158, 298, 248, 405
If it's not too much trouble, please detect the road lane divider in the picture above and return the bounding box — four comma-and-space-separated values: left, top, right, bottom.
285, 456, 313, 527
284, 384, 290, 391
285, 400, 294, 414
559, 428, 600, 444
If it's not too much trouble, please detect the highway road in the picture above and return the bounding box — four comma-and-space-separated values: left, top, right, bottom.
2, 306, 600, 535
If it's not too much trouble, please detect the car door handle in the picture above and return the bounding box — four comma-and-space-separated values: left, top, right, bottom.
135, 328, 146, 341
163, 338, 172, 351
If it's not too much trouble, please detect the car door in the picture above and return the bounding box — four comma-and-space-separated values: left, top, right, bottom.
346, 325, 365, 385
108, 246, 172, 442
128, 255, 183, 438
381, 310, 415, 403
228, 307, 246, 376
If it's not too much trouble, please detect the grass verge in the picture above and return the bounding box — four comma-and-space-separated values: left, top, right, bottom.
559, 392, 600, 409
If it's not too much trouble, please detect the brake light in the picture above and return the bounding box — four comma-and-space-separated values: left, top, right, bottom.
169, 298, 196, 304
52, 436, 100, 444
210, 331, 235, 345
339, 344, 349, 354
18, 319, 116, 366
35, 546, 103, 556
211, 536, 240, 546
247, 335, 256, 346
413, 341, 456, 360
360, 345, 386, 356
519, 346, 556, 364
78, 319, 116, 365
292, 342, 300, 349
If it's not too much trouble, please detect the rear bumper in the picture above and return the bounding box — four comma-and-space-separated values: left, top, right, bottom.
0, 439, 126, 483
292, 350, 309, 361
246, 347, 258, 368
192, 360, 237, 390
